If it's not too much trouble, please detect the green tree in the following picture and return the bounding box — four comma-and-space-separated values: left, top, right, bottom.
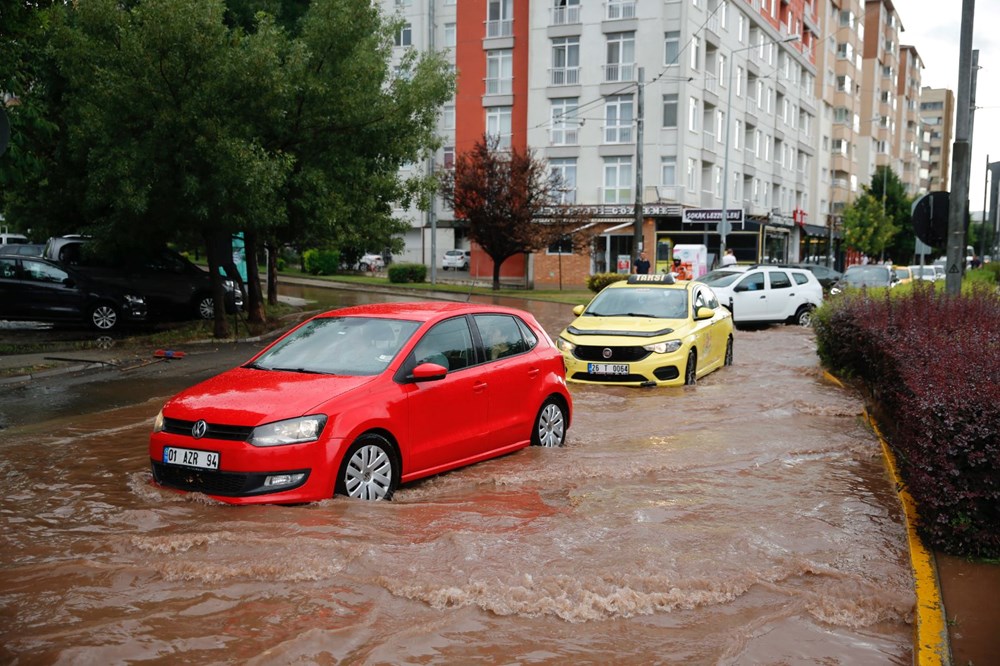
842, 192, 898, 260
869, 166, 915, 262
1, 0, 453, 336
440, 134, 592, 290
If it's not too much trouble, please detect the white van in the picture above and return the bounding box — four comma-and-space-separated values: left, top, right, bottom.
0, 232, 29, 246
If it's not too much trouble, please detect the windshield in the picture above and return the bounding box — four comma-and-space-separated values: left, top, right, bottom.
696, 269, 745, 287
250, 316, 421, 376
585, 287, 689, 319
843, 265, 890, 286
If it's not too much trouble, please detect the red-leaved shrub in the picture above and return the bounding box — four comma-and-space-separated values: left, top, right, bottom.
814, 285, 1000, 558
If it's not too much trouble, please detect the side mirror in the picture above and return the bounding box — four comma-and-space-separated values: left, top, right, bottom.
694, 306, 716, 321
411, 362, 447, 382
733, 284, 746, 293
572, 304, 585, 316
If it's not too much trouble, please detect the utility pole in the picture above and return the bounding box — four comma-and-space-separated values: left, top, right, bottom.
427, 0, 438, 285
981, 154, 990, 261
633, 68, 645, 260
945, 0, 975, 295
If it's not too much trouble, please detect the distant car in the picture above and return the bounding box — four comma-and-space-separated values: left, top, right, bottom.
0, 232, 30, 246
908, 265, 937, 282
148, 302, 572, 503
556, 273, 734, 387
783, 263, 842, 292
441, 249, 471, 271
893, 265, 913, 284
696, 265, 823, 327
44, 236, 242, 320
932, 264, 946, 281
0, 243, 45, 257
831, 264, 899, 293
0, 255, 147, 331
351, 253, 385, 272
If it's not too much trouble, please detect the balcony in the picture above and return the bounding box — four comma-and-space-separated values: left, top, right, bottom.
606, 1, 636, 21
550, 127, 580, 146
599, 187, 634, 205
603, 62, 636, 83
550, 67, 581, 86
486, 19, 512, 39
551, 5, 581, 25
485, 77, 513, 96
604, 124, 633, 144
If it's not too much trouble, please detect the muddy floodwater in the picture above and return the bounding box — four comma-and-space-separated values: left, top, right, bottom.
0, 287, 914, 663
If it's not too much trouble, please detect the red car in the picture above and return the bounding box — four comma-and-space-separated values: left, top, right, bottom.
149, 302, 572, 503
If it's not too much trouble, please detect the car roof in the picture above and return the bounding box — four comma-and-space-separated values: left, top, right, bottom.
314, 301, 531, 322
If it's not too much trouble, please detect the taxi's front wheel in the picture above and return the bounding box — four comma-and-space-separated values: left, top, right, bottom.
684, 350, 697, 385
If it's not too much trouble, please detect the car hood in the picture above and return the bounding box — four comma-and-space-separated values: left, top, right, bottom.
562, 316, 679, 339
162, 367, 377, 426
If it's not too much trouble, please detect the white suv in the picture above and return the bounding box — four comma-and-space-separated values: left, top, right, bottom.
696, 265, 823, 327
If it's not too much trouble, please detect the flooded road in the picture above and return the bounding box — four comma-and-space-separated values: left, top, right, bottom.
0, 285, 914, 663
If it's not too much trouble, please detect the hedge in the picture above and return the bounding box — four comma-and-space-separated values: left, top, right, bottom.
813, 284, 1000, 558
302, 248, 340, 276
387, 263, 427, 284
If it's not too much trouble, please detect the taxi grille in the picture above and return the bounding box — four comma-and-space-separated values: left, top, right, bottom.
162, 417, 253, 441
574, 345, 650, 362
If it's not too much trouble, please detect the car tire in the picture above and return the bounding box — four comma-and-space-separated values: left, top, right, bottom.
359, 262, 369, 272
684, 350, 697, 386
89, 302, 120, 331
461, 263, 469, 271
196, 294, 214, 320
724, 336, 734, 366
531, 397, 567, 448
793, 305, 814, 327
337, 433, 398, 501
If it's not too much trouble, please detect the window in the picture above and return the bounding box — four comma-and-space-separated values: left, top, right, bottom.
733, 119, 742, 150
486, 49, 513, 95
442, 104, 455, 130
717, 54, 727, 86
413, 317, 475, 371
714, 165, 723, 196
550, 98, 580, 145
605, 95, 634, 143
486, 107, 512, 149
688, 97, 699, 132
552, 37, 580, 85
603, 156, 632, 203
549, 158, 577, 204
444, 23, 456, 48
443, 146, 455, 170
768, 271, 792, 290
394, 23, 412, 47
606, 32, 635, 82
686, 157, 697, 192
690, 36, 700, 70
735, 65, 744, 96
664, 31, 681, 66
487, 0, 513, 38
661, 156, 677, 185
715, 109, 725, 142
547, 236, 574, 255
663, 93, 678, 128
553, 0, 580, 24
737, 14, 746, 43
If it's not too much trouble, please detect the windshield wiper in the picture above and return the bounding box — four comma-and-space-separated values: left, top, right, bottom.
268, 366, 328, 375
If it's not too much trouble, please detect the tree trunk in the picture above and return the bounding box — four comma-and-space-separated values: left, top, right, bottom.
492, 261, 502, 291
266, 241, 279, 306
203, 231, 231, 339
243, 229, 265, 325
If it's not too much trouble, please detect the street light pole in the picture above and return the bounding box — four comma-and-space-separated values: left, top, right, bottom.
719, 35, 798, 265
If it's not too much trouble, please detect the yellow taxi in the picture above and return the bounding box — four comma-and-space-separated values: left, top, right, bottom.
556, 273, 734, 387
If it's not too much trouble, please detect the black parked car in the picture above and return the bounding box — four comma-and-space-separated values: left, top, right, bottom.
777, 263, 843, 292
0, 255, 147, 331
44, 237, 242, 321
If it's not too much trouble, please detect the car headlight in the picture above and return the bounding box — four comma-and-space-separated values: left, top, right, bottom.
643, 340, 682, 354
250, 415, 328, 447
556, 337, 576, 353
152, 409, 165, 432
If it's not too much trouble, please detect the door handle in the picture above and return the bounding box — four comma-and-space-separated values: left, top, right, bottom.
473, 381, 488, 393
527, 368, 539, 379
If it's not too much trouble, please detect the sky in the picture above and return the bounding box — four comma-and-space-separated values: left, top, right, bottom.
896, 0, 1000, 212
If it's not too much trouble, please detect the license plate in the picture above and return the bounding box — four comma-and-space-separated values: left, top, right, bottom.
588, 363, 629, 375
163, 446, 219, 470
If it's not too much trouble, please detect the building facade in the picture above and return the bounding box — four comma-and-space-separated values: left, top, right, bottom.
381, 0, 937, 287
920, 87, 955, 192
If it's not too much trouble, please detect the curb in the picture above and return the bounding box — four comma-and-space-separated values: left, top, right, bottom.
822, 371, 950, 665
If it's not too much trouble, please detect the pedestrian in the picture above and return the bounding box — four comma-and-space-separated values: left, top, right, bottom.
633, 251, 651, 275
721, 248, 737, 266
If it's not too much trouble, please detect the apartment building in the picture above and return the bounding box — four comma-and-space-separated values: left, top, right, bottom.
381, 0, 934, 286
920, 87, 954, 192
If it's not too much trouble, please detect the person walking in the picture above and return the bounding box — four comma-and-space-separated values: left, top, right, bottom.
633, 251, 651, 275
721, 248, 737, 266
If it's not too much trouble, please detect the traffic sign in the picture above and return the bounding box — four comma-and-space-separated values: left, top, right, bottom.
911, 191, 949, 247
